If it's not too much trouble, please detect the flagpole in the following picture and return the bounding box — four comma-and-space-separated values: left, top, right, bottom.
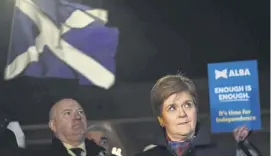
4, 0, 17, 80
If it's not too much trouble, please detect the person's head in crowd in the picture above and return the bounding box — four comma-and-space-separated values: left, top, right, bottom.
87, 124, 123, 155
87, 125, 110, 150
151, 74, 198, 141
48, 98, 87, 146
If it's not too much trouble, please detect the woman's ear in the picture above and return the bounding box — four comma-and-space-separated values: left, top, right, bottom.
157, 116, 164, 127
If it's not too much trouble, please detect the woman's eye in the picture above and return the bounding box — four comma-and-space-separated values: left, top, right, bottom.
184, 102, 193, 108
168, 105, 176, 111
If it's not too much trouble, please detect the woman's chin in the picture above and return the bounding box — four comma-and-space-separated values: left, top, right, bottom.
177, 129, 194, 138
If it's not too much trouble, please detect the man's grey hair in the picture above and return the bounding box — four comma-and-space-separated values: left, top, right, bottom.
87, 124, 110, 133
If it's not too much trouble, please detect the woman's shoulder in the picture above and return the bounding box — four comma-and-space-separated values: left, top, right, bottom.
134, 145, 173, 156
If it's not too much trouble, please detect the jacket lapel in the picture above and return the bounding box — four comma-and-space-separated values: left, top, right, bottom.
85, 139, 106, 156
50, 137, 71, 156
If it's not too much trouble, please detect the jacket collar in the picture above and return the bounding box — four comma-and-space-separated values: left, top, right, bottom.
157, 122, 202, 147
50, 137, 106, 156
154, 122, 201, 155
50, 137, 71, 156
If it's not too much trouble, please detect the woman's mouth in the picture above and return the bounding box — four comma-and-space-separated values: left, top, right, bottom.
177, 121, 189, 125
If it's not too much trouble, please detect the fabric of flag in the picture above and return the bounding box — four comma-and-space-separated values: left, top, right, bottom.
5, 0, 119, 89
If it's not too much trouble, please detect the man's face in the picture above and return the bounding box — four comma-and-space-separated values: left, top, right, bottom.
49, 99, 87, 144
87, 131, 109, 149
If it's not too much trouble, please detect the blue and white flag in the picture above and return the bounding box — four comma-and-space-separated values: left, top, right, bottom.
5, 0, 119, 89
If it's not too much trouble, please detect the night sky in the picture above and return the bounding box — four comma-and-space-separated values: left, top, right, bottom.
0, 0, 269, 124
0, 0, 269, 83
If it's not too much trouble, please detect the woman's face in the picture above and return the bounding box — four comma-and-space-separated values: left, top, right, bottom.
160, 92, 197, 141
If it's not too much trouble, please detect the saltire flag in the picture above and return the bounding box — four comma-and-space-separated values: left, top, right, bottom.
5, 0, 119, 89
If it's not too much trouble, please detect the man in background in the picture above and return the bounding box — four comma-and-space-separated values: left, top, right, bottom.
45, 98, 106, 156
87, 124, 122, 156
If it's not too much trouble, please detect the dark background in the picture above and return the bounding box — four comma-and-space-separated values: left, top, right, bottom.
0, 0, 269, 155
0, 0, 269, 124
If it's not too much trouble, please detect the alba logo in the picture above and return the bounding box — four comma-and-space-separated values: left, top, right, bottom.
215, 68, 250, 80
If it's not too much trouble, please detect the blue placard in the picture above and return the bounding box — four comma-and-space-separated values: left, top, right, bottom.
207, 60, 261, 133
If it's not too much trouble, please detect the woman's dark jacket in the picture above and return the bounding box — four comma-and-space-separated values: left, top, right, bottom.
136, 123, 261, 156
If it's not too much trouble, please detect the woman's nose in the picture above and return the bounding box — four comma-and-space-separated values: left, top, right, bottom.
178, 107, 187, 118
